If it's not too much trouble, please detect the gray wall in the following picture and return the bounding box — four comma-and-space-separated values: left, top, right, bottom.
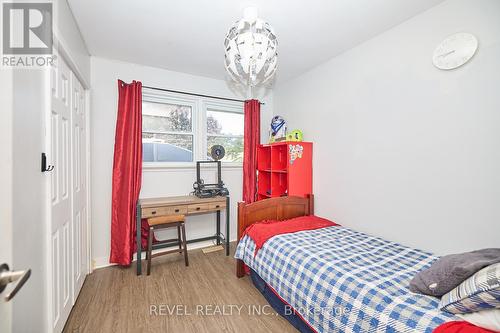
274, 0, 500, 254
12, 70, 47, 333
0, 67, 13, 333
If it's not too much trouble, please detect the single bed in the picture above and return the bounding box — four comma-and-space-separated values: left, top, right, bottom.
234, 195, 458, 333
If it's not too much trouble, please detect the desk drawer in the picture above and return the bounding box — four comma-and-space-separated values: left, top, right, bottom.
142, 205, 187, 218
209, 201, 226, 210
187, 203, 211, 214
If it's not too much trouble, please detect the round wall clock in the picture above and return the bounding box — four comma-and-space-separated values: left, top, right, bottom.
432, 33, 478, 70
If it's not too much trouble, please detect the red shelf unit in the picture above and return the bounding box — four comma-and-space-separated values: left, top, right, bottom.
257, 141, 312, 201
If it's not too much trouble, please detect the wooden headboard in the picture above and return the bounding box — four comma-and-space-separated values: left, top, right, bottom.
236, 195, 314, 277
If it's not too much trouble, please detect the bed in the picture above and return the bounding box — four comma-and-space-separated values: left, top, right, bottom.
234, 195, 458, 333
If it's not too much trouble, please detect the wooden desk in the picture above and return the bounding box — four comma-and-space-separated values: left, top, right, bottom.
136, 195, 230, 275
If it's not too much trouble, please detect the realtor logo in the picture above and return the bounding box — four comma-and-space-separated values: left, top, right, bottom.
2, 2, 54, 67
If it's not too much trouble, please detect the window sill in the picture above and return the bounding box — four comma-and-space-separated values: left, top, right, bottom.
143, 162, 243, 171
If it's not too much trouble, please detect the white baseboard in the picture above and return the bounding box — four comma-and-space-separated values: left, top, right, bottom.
91, 238, 236, 271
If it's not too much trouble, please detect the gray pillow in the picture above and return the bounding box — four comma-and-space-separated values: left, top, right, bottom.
409, 248, 500, 297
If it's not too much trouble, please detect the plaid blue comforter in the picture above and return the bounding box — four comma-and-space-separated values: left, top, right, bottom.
235, 225, 457, 333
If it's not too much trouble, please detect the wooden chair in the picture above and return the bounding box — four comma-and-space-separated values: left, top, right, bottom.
146, 214, 189, 275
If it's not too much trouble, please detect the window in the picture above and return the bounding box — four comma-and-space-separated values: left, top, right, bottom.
142, 101, 194, 162
142, 90, 244, 166
206, 109, 244, 163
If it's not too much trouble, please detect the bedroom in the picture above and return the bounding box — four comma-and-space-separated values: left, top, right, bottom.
0, 0, 499, 332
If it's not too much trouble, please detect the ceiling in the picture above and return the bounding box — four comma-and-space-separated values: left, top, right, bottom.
68, 0, 444, 83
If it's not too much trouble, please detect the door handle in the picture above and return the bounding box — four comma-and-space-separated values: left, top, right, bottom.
0, 263, 31, 302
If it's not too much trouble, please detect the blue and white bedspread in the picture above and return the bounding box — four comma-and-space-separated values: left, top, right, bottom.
235, 226, 457, 333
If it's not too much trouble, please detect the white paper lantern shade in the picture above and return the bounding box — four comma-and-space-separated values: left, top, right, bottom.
224, 8, 278, 87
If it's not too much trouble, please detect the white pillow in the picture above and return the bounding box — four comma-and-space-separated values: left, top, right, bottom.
457, 309, 500, 332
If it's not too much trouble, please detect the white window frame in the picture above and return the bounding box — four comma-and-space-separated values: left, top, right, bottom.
203, 100, 245, 166
142, 89, 244, 169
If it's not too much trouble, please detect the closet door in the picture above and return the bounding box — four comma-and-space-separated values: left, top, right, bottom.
71, 73, 88, 302
50, 54, 74, 333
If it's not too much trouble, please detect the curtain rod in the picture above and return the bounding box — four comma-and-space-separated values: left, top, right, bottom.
142, 85, 265, 105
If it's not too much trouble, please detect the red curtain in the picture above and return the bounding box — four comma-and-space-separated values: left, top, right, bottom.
243, 100, 260, 203
110, 80, 143, 265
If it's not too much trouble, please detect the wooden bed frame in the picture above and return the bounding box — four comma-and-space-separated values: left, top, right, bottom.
236, 195, 314, 277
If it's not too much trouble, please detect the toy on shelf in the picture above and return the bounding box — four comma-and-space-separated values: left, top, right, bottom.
269, 115, 287, 143
286, 129, 303, 142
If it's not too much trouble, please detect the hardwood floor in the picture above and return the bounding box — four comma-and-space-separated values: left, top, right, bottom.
63, 244, 296, 333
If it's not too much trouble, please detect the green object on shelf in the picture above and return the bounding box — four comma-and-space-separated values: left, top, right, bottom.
287, 129, 303, 142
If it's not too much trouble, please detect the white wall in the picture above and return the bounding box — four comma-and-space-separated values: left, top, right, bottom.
274, 0, 500, 255
7, 1, 90, 332
55, 0, 91, 86
90, 57, 273, 267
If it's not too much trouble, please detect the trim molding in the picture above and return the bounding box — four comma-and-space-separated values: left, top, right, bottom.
142, 164, 243, 172
92, 237, 236, 270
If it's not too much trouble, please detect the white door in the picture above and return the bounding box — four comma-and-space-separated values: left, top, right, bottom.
0, 228, 13, 333
50, 54, 74, 333
71, 73, 88, 300
0, 66, 14, 333
49, 52, 90, 333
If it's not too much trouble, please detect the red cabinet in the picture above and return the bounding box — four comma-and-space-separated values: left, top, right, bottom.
256, 142, 312, 201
